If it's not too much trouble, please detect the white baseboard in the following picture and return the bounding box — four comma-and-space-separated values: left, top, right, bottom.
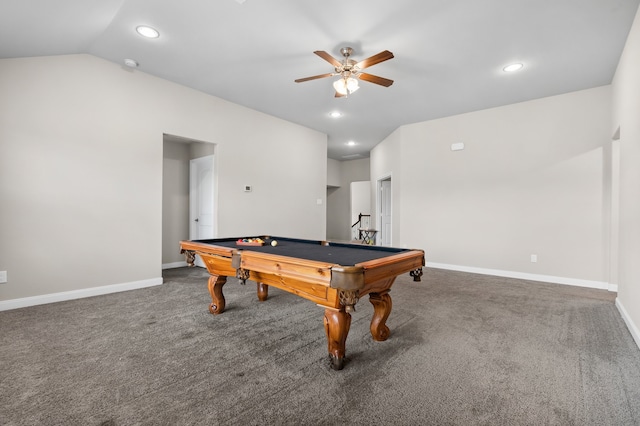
616, 298, 640, 350
162, 261, 188, 269
0, 277, 163, 312
427, 262, 612, 291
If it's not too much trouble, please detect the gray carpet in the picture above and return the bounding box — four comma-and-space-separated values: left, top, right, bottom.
1, 267, 639, 425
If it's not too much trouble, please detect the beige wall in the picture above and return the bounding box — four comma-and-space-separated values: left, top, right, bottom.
327, 158, 341, 188
0, 54, 327, 304
612, 6, 640, 346
372, 86, 611, 285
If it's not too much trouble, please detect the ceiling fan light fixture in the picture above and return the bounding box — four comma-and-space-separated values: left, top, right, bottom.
333, 77, 359, 95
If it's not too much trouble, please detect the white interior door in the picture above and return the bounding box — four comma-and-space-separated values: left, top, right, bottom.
379, 177, 392, 246
190, 155, 215, 267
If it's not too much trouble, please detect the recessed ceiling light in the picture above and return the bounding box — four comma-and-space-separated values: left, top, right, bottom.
136, 25, 159, 38
347, 141, 357, 146
329, 111, 342, 118
503, 63, 523, 72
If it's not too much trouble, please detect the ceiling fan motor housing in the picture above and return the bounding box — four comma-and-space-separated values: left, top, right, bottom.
340, 47, 354, 57
337, 59, 358, 75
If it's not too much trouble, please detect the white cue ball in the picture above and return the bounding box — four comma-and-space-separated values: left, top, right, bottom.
271, 240, 278, 247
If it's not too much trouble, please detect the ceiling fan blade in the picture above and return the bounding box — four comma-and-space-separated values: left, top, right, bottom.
294, 73, 335, 83
358, 73, 394, 87
314, 51, 342, 68
355, 50, 394, 69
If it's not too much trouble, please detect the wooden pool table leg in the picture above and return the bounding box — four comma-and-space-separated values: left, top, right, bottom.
323, 308, 352, 370
369, 291, 392, 341
257, 282, 268, 301
207, 275, 227, 315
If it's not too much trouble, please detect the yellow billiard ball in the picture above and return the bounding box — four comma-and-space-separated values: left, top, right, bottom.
271, 240, 278, 247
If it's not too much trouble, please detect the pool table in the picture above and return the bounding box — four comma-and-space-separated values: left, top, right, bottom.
180, 236, 425, 370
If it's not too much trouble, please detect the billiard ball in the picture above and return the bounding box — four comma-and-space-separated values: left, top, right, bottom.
271, 240, 278, 247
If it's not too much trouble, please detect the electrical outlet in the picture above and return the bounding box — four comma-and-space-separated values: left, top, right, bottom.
0, 271, 7, 283
531, 254, 538, 263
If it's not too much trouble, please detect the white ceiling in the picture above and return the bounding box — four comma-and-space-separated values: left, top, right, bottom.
1, 0, 638, 160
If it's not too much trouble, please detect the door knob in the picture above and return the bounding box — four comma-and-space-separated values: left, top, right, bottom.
195, 218, 199, 222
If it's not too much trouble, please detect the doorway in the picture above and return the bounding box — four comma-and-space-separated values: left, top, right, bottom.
162, 135, 216, 269
350, 181, 371, 241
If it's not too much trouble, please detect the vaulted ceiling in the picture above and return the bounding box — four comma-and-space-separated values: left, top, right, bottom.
1, 0, 638, 159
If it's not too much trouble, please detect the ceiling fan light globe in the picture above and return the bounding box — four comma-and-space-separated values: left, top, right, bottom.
333, 79, 348, 95
333, 77, 359, 95
346, 77, 359, 93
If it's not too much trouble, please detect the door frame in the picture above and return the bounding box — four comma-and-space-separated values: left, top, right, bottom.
608, 128, 620, 292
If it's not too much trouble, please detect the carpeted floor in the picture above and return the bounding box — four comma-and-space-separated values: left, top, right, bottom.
1, 267, 639, 425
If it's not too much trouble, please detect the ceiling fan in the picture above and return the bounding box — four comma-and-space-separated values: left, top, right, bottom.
295, 47, 394, 97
